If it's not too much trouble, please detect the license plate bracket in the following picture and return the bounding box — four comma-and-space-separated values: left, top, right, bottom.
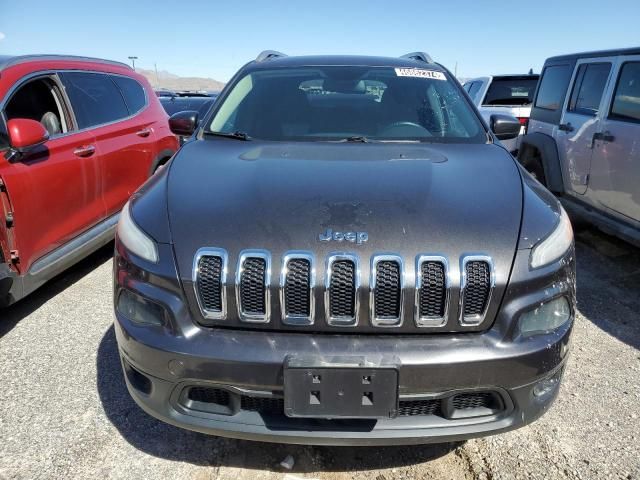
283, 356, 399, 419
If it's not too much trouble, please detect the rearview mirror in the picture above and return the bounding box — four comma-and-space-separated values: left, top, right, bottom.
7, 118, 49, 152
490, 114, 521, 141
169, 110, 199, 137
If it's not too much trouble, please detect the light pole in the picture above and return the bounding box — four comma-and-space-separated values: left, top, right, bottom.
128, 56, 138, 70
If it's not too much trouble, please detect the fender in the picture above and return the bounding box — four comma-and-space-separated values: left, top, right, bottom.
518, 133, 564, 194
148, 148, 176, 176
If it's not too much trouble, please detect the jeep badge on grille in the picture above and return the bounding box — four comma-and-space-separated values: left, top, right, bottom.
318, 228, 368, 245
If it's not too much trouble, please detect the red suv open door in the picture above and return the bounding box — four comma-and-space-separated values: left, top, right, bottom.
1, 73, 104, 275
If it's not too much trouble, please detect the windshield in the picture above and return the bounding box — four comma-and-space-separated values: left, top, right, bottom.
483, 76, 539, 106
208, 66, 486, 143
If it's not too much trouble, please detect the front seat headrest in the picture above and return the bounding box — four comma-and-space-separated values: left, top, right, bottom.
40, 112, 62, 136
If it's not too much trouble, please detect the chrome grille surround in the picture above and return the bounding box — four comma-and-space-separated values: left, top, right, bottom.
192, 248, 497, 330
459, 255, 495, 326
369, 254, 404, 327
325, 253, 360, 327
414, 255, 449, 327
192, 247, 229, 320
279, 251, 315, 325
235, 250, 271, 323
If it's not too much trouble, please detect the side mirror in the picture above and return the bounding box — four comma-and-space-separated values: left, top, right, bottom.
490, 114, 522, 141
169, 110, 199, 137
7, 118, 49, 152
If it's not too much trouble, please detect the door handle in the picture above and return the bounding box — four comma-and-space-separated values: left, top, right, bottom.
591, 131, 615, 148
73, 145, 96, 157
593, 131, 615, 142
558, 123, 574, 132
136, 128, 152, 138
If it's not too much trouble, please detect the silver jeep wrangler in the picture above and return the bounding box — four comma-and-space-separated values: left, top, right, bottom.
518, 47, 640, 246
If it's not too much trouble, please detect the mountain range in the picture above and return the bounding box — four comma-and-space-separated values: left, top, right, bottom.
137, 68, 225, 92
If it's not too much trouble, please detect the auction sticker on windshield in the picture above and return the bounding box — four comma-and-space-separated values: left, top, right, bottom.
394, 68, 446, 80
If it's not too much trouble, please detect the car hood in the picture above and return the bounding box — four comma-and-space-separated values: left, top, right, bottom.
167, 140, 523, 287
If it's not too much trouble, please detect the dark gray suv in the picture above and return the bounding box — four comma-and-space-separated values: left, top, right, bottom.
113, 51, 576, 445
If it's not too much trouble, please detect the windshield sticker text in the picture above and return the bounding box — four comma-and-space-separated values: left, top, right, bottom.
394, 68, 446, 80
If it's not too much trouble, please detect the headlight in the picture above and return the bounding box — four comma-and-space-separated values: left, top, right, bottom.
518, 296, 571, 337
530, 207, 573, 269
117, 200, 158, 263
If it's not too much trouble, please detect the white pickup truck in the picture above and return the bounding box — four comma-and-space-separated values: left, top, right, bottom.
464, 74, 539, 154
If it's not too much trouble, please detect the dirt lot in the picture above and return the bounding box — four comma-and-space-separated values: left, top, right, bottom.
0, 227, 638, 480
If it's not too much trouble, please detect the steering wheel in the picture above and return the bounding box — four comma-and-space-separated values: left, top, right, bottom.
379, 121, 431, 138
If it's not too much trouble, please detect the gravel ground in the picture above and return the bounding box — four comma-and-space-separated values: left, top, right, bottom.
0, 227, 638, 479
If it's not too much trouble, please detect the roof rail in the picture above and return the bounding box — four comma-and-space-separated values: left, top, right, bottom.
255, 50, 287, 62
400, 52, 434, 64
0, 54, 131, 72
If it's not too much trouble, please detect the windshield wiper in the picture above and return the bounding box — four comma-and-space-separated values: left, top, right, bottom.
338, 136, 373, 143
207, 130, 252, 141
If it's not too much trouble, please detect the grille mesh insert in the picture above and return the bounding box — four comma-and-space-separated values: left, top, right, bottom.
240, 258, 266, 314
463, 261, 491, 317
451, 392, 494, 410
329, 260, 356, 318
240, 396, 285, 414
180, 387, 503, 419
284, 259, 311, 316
374, 260, 401, 318
197, 256, 223, 312
187, 387, 230, 406
419, 261, 447, 318
398, 399, 440, 416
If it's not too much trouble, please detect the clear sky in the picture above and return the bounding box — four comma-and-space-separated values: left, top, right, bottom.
1, 0, 639, 82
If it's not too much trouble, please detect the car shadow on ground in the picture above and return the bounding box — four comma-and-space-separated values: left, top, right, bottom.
574, 227, 640, 350
0, 244, 114, 339
96, 325, 461, 471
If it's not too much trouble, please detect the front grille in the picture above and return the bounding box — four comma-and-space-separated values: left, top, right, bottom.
192, 249, 496, 331
187, 387, 230, 406
196, 256, 223, 313
451, 392, 495, 410
328, 259, 356, 319
284, 258, 311, 317
419, 261, 447, 317
238, 255, 268, 319
462, 259, 492, 321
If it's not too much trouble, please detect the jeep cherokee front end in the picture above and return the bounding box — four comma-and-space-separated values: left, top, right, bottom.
112, 52, 576, 445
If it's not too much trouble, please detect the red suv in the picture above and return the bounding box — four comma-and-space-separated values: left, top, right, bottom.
0, 55, 178, 307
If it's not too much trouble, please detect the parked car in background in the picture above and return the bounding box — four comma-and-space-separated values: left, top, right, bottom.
464, 74, 539, 154
160, 92, 219, 144
114, 51, 575, 445
154, 88, 176, 97
0, 55, 178, 307
518, 47, 640, 247
158, 91, 218, 117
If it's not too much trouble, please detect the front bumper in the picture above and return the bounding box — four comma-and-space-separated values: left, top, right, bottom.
113, 241, 575, 445
115, 311, 571, 445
